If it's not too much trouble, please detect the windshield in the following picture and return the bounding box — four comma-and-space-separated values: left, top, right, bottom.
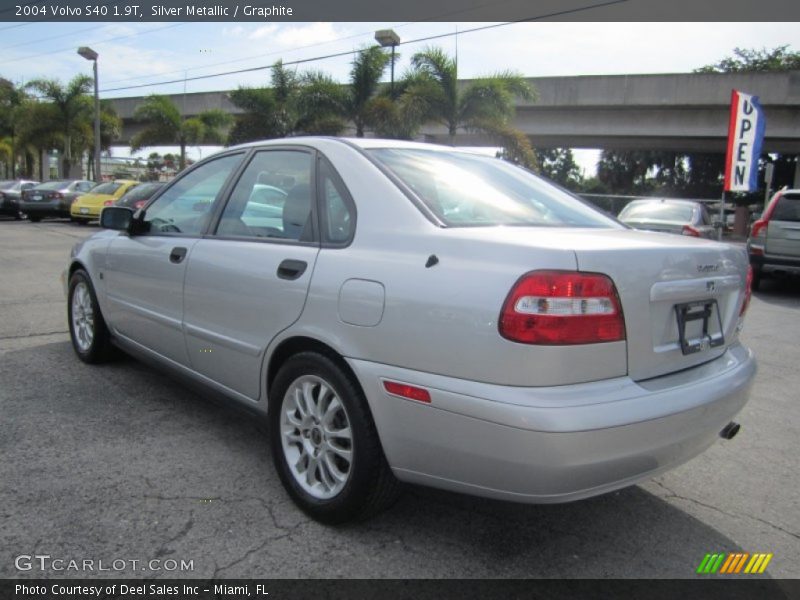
619, 202, 695, 222
89, 182, 123, 195
33, 181, 69, 191
367, 148, 618, 228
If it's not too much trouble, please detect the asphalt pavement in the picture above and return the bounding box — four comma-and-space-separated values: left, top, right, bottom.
1, 219, 798, 581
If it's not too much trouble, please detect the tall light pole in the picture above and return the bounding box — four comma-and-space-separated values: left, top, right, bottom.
78, 46, 101, 183
374, 29, 400, 98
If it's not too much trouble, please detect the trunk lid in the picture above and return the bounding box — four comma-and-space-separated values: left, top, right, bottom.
565, 229, 748, 381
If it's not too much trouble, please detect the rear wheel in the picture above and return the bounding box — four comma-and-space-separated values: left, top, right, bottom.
269, 352, 400, 523
68, 270, 115, 363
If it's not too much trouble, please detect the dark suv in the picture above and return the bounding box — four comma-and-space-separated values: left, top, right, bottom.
748, 189, 800, 289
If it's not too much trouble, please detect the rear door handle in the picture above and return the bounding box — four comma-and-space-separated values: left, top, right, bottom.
169, 247, 188, 264
277, 259, 307, 280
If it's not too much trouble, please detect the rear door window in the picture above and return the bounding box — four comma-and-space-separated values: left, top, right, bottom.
215, 150, 315, 242
772, 194, 800, 222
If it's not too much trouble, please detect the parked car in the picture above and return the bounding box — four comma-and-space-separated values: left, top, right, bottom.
0, 179, 39, 219
21, 180, 95, 222
748, 189, 800, 289
108, 182, 165, 211
70, 180, 138, 224
66, 138, 756, 523
617, 198, 716, 238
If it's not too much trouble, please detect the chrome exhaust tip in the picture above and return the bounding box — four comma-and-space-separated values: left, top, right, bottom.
720, 422, 741, 440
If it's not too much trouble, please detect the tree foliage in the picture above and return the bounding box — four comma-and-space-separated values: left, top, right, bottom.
131, 94, 231, 170
535, 148, 582, 188
228, 61, 347, 144
695, 45, 800, 73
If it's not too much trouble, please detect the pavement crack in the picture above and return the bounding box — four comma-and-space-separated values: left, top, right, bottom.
652, 480, 800, 541
0, 330, 68, 340
154, 513, 195, 559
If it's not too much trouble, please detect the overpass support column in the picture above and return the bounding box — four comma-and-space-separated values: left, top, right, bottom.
794, 158, 800, 189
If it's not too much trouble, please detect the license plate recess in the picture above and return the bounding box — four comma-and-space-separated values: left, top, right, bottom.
674, 300, 725, 356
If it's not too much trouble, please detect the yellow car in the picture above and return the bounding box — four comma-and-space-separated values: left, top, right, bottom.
70, 180, 139, 223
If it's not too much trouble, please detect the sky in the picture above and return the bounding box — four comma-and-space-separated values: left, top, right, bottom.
0, 21, 797, 173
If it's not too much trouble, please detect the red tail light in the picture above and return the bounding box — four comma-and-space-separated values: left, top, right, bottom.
134, 200, 146, 209
752, 192, 782, 240
499, 271, 625, 345
681, 225, 701, 237
53, 192, 63, 199
103, 200, 114, 207
740, 266, 753, 316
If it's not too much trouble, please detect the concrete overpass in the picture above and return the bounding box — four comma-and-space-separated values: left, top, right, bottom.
109, 71, 800, 154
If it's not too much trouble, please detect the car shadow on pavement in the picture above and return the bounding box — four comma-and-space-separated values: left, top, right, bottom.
0, 341, 790, 589
753, 276, 800, 307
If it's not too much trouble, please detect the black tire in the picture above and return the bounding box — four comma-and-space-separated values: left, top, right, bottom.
75, 219, 88, 225
67, 270, 116, 363
28, 215, 42, 223
751, 266, 762, 291
269, 351, 400, 524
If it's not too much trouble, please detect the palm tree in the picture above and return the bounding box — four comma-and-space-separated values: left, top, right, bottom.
130, 95, 231, 170
0, 78, 29, 177
26, 75, 93, 177
347, 46, 390, 137
228, 62, 347, 144
15, 99, 61, 180
409, 47, 537, 166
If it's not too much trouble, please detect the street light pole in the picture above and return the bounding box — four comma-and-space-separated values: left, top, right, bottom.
78, 46, 101, 183
374, 29, 401, 99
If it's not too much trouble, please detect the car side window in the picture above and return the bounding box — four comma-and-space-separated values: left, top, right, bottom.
142, 154, 242, 235
318, 157, 356, 245
215, 150, 314, 242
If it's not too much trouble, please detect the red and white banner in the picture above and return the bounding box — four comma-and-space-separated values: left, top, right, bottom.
724, 90, 766, 192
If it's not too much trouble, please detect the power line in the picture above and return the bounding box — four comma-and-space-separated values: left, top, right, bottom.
0, 22, 187, 65
0, 24, 98, 51
101, 0, 628, 94
102, 22, 414, 86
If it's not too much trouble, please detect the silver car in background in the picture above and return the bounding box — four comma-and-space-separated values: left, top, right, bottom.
65, 138, 756, 523
618, 198, 717, 239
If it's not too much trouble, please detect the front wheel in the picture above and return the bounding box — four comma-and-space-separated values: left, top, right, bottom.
68, 270, 115, 363
269, 352, 400, 523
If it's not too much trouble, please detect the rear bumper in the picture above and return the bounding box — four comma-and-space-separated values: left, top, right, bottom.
749, 251, 800, 273
22, 201, 68, 217
70, 205, 101, 218
349, 343, 756, 503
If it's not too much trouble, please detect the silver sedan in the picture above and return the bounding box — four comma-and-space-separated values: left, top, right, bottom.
65, 138, 756, 523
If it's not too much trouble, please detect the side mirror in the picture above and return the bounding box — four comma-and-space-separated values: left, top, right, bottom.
100, 206, 135, 232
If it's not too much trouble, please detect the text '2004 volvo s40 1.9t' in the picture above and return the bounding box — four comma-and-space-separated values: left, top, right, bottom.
64, 138, 756, 523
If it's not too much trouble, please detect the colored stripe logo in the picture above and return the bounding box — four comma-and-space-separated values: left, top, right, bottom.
697, 552, 773, 574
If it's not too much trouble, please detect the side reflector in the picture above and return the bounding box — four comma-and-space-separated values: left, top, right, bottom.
383, 380, 431, 403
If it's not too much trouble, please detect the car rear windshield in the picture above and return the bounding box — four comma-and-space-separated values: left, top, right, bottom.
34, 181, 69, 191
0, 181, 20, 191
90, 182, 122, 195
122, 183, 161, 201
366, 148, 619, 228
619, 203, 695, 222
773, 193, 800, 222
